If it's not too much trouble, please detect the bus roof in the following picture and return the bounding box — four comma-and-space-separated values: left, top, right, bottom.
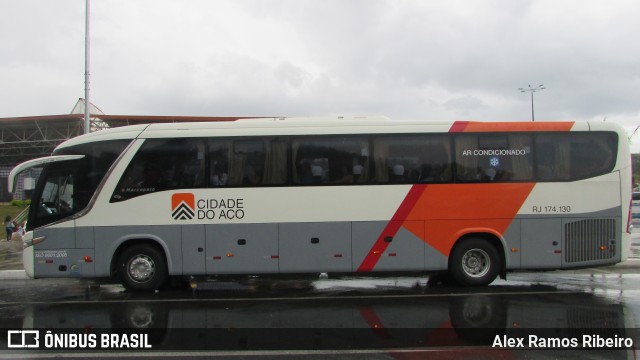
54, 117, 624, 151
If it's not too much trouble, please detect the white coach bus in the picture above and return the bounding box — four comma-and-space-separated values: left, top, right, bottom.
9, 117, 632, 291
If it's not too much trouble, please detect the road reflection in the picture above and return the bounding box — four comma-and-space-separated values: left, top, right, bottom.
9, 279, 633, 351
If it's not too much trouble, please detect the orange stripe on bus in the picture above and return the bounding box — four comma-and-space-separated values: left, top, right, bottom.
405, 183, 535, 256
357, 185, 427, 272
357, 122, 571, 271
357, 183, 535, 271
449, 121, 575, 132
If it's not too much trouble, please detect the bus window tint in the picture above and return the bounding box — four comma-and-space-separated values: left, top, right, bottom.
455, 134, 533, 182
373, 135, 452, 184
208, 139, 231, 186
262, 138, 288, 185
535, 133, 617, 181
112, 138, 205, 201
293, 137, 369, 185
221, 138, 287, 187
230, 140, 264, 186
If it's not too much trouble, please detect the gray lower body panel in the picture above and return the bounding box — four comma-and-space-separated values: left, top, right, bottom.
31, 208, 623, 279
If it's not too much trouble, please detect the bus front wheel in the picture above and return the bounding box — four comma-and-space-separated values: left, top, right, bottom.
118, 244, 168, 291
449, 238, 500, 286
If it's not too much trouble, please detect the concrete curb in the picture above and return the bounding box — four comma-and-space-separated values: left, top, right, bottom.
0, 270, 28, 280
611, 258, 640, 269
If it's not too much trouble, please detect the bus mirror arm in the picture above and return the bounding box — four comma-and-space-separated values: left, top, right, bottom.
24, 236, 46, 249
8, 155, 84, 193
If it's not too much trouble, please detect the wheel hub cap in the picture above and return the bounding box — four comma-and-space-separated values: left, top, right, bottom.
462, 249, 490, 278
129, 255, 155, 282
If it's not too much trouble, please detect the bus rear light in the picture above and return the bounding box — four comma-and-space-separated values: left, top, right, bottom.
334, 254, 343, 258
45, 260, 53, 264
600, 245, 608, 251
83, 256, 93, 263
511, 248, 519, 253
554, 250, 562, 254
213, 256, 222, 260
271, 255, 279, 259
388, 253, 397, 257
226, 253, 234, 258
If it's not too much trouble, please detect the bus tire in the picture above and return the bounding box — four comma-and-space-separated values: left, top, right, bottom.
449, 238, 500, 286
118, 244, 167, 291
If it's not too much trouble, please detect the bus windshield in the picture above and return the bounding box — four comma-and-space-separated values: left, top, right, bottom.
28, 139, 131, 230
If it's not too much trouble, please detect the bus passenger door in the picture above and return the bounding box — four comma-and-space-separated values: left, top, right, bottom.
520, 219, 562, 268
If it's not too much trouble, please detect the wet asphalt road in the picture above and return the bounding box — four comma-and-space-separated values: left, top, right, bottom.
0, 231, 638, 359
1, 270, 640, 359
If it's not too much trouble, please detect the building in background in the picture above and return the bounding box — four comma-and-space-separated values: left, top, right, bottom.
0, 99, 256, 201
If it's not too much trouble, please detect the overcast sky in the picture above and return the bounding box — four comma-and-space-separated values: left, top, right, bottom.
2, 0, 640, 150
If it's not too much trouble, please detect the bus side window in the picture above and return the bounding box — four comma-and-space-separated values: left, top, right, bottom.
535, 133, 617, 181
179, 147, 205, 188
229, 140, 264, 186
570, 133, 616, 179
209, 139, 231, 186
535, 135, 564, 181
373, 135, 452, 184
292, 136, 369, 185
210, 138, 287, 187
262, 138, 288, 186
455, 134, 533, 182
111, 138, 205, 202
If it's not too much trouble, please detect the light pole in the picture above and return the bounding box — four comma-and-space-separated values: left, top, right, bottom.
84, 0, 91, 134
518, 84, 545, 121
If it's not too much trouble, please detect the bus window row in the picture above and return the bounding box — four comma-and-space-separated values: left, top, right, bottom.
110, 132, 617, 201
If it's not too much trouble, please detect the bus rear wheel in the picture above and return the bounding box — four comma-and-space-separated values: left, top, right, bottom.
449, 238, 500, 286
118, 244, 168, 291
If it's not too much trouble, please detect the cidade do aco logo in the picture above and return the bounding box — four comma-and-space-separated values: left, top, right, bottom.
171, 193, 245, 221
